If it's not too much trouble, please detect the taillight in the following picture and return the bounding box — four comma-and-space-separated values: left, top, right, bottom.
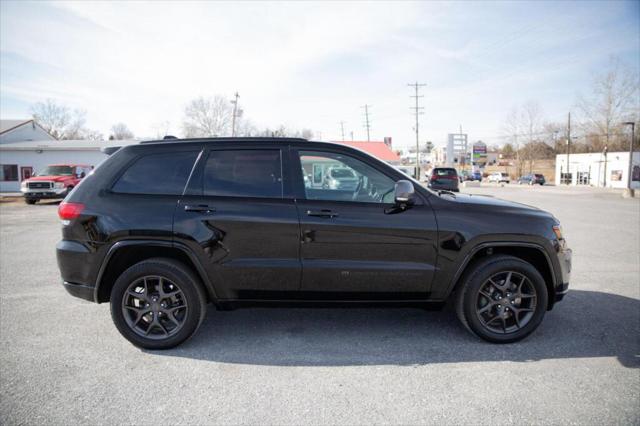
58, 202, 85, 220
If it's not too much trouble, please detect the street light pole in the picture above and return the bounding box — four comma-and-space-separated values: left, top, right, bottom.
623, 121, 635, 192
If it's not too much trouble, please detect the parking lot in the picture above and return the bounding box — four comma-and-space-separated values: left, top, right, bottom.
0, 185, 638, 425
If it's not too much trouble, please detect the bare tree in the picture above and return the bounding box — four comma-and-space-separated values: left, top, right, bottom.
235, 118, 258, 137
182, 96, 233, 137
502, 106, 522, 175
65, 110, 88, 140
151, 120, 171, 139
30, 99, 87, 140
256, 125, 314, 139
82, 129, 104, 141
520, 100, 543, 144
109, 123, 134, 140
577, 57, 639, 151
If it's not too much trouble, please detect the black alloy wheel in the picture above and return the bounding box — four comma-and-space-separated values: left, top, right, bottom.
475, 271, 537, 334
121, 275, 188, 339
455, 255, 548, 343
110, 258, 207, 349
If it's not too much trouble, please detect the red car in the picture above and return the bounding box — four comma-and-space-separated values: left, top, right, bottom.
20, 164, 92, 204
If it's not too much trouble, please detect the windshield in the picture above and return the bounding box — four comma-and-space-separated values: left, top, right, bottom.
331, 168, 356, 179
37, 166, 73, 176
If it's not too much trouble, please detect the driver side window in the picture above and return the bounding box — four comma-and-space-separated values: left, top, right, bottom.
298, 151, 395, 203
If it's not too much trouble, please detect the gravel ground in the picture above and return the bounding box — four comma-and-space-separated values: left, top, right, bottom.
1, 186, 638, 425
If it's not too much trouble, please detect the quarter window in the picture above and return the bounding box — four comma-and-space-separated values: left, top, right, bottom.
203, 150, 283, 198
112, 151, 198, 195
298, 151, 395, 203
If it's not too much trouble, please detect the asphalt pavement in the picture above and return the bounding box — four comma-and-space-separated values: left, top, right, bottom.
1, 185, 638, 425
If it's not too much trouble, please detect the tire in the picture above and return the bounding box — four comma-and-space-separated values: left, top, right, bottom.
110, 258, 207, 349
25, 199, 37, 205
455, 255, 548, 343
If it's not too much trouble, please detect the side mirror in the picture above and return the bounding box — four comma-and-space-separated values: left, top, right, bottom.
394, 180, 415, 206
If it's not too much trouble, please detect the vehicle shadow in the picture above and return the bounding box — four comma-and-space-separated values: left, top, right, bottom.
149, 290, 639, 368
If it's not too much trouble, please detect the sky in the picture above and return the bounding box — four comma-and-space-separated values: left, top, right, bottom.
1, 0, 638, 148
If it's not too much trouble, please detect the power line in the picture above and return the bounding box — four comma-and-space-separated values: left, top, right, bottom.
408, 82, 426, 178
361, 105, 372, 142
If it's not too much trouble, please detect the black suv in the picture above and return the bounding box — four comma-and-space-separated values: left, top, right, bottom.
56, 138, 571, 349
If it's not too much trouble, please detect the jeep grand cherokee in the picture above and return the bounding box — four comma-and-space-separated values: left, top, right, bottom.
56, 138, 571, 349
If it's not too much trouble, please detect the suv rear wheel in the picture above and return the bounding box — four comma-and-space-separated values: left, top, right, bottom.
455, 255, 548, 343
110, 258, 207, 349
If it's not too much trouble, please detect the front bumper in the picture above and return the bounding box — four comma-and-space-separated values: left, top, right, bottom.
22, 187, 67, 199
553, 246, 571, 304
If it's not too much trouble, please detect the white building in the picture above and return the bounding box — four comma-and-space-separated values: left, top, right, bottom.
0, 119, 56, 144
446, 133, 468, 167
0, 139, 136, 192
555, 151, 640, 189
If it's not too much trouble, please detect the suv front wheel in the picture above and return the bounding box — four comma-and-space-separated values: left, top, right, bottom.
455, 255, 548, 343
110, 258, 207, 349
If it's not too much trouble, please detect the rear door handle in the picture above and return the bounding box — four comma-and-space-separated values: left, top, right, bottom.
306, 209, 338, 218
184, 204, 215, 214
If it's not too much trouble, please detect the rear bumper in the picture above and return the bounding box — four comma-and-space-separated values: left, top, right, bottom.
56, 240, 98, 302
62, 281, 95, 301
428, 182, 459, 191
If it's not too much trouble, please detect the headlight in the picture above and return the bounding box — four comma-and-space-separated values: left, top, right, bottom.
20, 181, 27, 189
54, 182, 65, 189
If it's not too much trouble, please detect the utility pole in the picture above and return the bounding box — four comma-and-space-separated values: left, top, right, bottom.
339, 121, 346, 141
231, 92, 240, 137
566, 112, 571, 185
408, 82, 426, 179
361, 105, 372, 142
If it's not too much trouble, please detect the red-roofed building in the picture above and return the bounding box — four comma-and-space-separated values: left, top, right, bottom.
331, 141, 401, 164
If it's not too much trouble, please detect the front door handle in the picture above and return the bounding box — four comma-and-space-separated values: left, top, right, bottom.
306, 209, 338, 218
184, 204, 215, 214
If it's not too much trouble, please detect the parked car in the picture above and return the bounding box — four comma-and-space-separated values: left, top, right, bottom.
56, 137, 570, 349
488, 172, 510, 184
428, 167, 459, 192
518, 174, 546, 185
459, 170, 482, 182
322, 167, 359, 190
20, 164, 92, 204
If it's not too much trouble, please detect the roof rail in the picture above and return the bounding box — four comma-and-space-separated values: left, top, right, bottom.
139, 136, 309, 145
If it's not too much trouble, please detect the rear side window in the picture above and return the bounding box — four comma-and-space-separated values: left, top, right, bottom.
112, 151, 198, 195
203, 149, 283, 198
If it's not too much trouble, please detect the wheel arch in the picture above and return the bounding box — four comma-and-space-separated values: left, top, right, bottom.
447, 242, 558, 310
94, 240, 216, 304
